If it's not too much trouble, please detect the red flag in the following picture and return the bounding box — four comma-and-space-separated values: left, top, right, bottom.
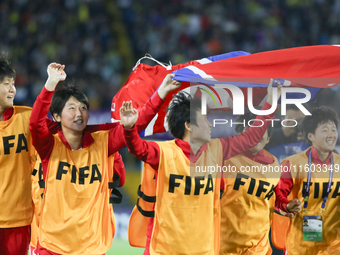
112, 45, 340, 135
111, 52, 249, 135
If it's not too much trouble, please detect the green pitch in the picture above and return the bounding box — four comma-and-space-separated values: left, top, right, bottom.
106, 238, 143, 255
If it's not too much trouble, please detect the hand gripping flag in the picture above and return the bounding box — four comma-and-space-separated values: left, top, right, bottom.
111, 45, 340, 136
111, 51, 250, 135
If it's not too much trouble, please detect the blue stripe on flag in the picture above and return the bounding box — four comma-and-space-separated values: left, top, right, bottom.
139, 129, 145, 137
206, 51, 250, 62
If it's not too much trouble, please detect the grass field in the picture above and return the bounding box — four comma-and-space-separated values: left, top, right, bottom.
106, 238, 143, 255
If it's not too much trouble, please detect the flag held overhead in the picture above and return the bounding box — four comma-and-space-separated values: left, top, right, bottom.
112, 45, 340, 136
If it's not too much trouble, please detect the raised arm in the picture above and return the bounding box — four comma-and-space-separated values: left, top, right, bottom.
221, 79, 282, 160
120, 101, 161, 167
134, 73, 181, 132
107, 74, 180, 155
29, 63, 66, 160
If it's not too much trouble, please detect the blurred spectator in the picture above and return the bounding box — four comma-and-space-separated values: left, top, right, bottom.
2, 0, 340, 111
0, 0, 123, 109
119, 0, 340, 64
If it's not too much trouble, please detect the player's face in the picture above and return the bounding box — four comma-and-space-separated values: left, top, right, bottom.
0, 77, 16, 111
55, 96, 89, 133
308, 121, 338, 153
191, 110, 212, 145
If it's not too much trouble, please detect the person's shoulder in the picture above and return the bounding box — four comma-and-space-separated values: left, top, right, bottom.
157, 140, 183, 156
14, 105, 32, 113
12, 106, 32, 119
90, 129, 109, 136
157, 139, 176, 148
332, 151, 340, 161
284, 148, 310, 163
263, 149, 278, 162
211, 138, 223, 147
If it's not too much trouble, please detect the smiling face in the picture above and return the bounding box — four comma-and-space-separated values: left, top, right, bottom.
190, 110, 212, 145
0, 76, 16, 111
308, 121, 338, 154
53, 96, 89, 134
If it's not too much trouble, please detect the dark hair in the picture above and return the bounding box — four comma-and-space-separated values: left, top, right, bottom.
301, 106, 339, 143
50, 84, 89, 119
0, 53, 16, 83
167, 91, 201, 139
235, 111, 273, 137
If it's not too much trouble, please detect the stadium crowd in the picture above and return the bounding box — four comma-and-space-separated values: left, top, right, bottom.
1, 0, 340, 109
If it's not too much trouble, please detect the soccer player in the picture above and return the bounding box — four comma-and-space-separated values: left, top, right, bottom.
121, 80, 282, 255
219, 111, 280, 255
29, 62, 181, 254
28, 151, 124, 255
28, 110, 128, 255
275, 106, 340, 255
0, 54, 131, 255
0, 54, 35, 255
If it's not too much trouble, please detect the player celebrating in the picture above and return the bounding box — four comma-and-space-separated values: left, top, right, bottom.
0, 54, 34, 255
121, 79, 282, 255
275, 106, 340, 255
28, 151, 124, 255
219, 111, 280, 255
0, 55, 124, 255
29, 63, 181, 254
